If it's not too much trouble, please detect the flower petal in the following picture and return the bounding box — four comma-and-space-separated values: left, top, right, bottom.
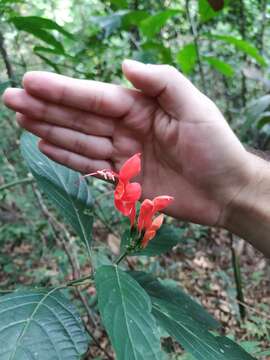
123, 182, 141, 202
141, 229, 156, 248
137, 199, 154, 232
151, 214, 164, 231
129, 205, 136, 227
153, 195, 174, 212
115, 179, 125, 200
119, 153, 141, 182
114, 198, 134, 216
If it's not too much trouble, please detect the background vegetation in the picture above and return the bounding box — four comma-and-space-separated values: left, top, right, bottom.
0, 0, 270, 359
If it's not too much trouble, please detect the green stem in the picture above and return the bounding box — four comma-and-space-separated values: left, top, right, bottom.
114, 250, 128, 265
0, 178, 34, 192
66, 274, 93, 287
230, 233, 246, 320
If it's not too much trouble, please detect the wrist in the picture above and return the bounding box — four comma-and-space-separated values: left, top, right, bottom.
221, 152, 270, 256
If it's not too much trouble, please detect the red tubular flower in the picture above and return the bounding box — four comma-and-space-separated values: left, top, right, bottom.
85, 153, 174, 244
113, 154, 142, 226
138, 195, 173, 232
138, 195, 174, 248
85, 153, 142, 227
141, 214, 164, 248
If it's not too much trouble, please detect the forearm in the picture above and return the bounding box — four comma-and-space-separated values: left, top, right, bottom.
222, 153, 270, 257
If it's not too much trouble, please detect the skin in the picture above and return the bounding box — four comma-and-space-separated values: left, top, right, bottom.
3, 60, 270, 256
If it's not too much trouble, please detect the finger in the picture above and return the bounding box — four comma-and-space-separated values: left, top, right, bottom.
17, 113, 113, 160
39, 140, 112, 174
21, 71, 136, 117
122, 59, 201, 116
4, 88, 115, 137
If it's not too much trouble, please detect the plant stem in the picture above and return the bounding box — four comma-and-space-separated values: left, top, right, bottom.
229, 233, 246, 320
0, 177, 34, 192
0, 31, 17, 87
66, 274, 93, 287
239, 0, 247, 107
114, 250, 128, 265
185, 0, 207, 94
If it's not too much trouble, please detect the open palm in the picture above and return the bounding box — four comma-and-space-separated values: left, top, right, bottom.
3, 60, 251, 226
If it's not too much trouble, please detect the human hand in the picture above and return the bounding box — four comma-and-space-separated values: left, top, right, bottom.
2, 60, 254, 228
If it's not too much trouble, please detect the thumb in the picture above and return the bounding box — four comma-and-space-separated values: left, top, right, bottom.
122, 59, 201, 114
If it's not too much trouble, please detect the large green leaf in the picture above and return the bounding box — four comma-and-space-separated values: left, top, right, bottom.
20, 132, 93, 254
95, 266, 165, 360
209, 34, 267, 67
203, 56, 234, 77
130, 272, 220, 330
176, 43, 197, 75
121, 225, 184, 256
131, 272, 255, 359
0, 289, 89, 359
140, 9, 180, 38
10, 16, 73, 52
10, 16, 73, 38
154, 307, 255, 360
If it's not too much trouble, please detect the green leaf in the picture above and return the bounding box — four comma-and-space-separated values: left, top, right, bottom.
199, 0, 220, 22
110, 0, 128, 8
20, 132, 94, 254
140, 9, 180, 38
95, 265, 165, 360
121, 225, 184, 256
93, 11, 128, 37
257, 112, 270, 130
17, 26, 64, 52
34, 45, 67, 56
10, 16, 73, 39
35, 53, 61, 73
130, 271, 220, 330
176, 43, 197, 75
0, 289, 89, 359
122, 10, 149, 28
154, 308, 255, 360
209, 34, 267, 67
0, 81, 10, 95
246, 95, 270, 120
241, 95, 270, 138
130, 272, 254, 359
203, 56, 234, 77
142, 41, 173, 64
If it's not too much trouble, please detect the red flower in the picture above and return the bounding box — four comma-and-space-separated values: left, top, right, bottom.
85, 153, 174, 248
141, 214, 164, 248
138, 196, 173, 232
138, 195, 173, 248
114, 154, 142, 226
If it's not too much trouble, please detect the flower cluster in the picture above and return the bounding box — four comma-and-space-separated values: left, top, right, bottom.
86, 153, 173, 249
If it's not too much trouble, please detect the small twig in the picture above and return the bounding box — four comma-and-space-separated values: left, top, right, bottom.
0, 177, 34, 192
